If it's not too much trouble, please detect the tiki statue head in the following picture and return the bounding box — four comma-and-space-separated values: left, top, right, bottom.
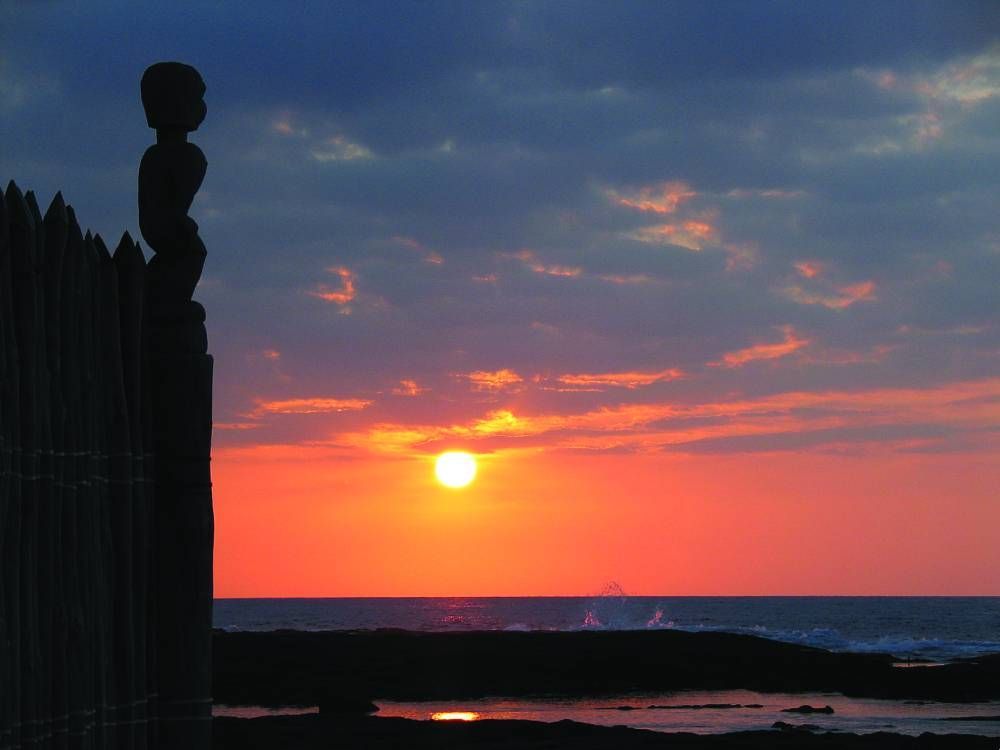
141, 62, 207, 133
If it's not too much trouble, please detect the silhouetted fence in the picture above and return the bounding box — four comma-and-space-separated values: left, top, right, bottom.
1, 181, 159, 750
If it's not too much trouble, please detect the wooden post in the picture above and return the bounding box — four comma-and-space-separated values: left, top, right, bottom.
2, 174, 192, 750
0, 186, 15, 750
114, 233, 148, 750
97, 233, 134, 750
39, 193, 68, 750
31, 190, 58, 750
52, 201, 82, 750
138, 249, 157, 750
81, 230, 100, 750
61, 207, 86, 750
139, 62, 214, 750
7, 180, 35, 750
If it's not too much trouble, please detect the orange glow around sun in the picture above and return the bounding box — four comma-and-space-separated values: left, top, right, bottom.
435, 451, 477, 488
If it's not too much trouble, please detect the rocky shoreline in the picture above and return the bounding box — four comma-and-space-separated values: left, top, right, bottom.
213, 629, 999, 747
213, 714, 997, 749
214, 628, 1000, 705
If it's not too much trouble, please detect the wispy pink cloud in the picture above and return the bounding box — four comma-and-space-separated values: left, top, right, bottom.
507, 249, 582, 277
794, 260, 824, 279
710, 326, 810, 368
456, 369, 525, 391
555, 367, 684, 389
726, 188, 806, 199
596, 273, 656, 285
785, 280, 876, 309
310, 134, 373, 162
336, 378, 1000, 456
628, 219, 717, 251
392, 379, 427, 397
608, 181, 697, 214
391, 235, 444, 264
309, 266, 356, 307
251, 397, 372, 416
801, 344, 897, 366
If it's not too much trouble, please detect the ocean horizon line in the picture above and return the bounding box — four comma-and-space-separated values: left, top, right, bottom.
214, 594, 1000, 600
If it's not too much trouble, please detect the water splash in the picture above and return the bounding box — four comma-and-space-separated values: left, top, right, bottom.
647, 608, 665, 627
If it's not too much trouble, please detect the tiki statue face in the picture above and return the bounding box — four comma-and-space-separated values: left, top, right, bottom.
141, 62, 207, 133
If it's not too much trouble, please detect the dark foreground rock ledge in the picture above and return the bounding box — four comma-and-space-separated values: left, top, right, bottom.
214, 714, 996, 750
214, 629, 1000, 705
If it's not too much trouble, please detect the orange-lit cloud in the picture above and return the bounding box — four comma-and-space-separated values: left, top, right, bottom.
785, 280, 876, 309
508, 249, 582, 277
710, 326, 810, 368
336, 377, 1000, 457
310, 134, 373, 161
722, 242, 758, 271
857, 50, 1000, 150
726, 188, 806, 199
555, 367, 684, 389
271, 114, 307, 137
613, 182, 762, 270
628, 220, 717, 251
456, 369, 524, 391
897, 323, 989, 337
596, 273, 655, 285
391, 235, 444, 264
251, 397, 372, 416
609, 181, 697, 214
912, 51, 1000, 107
802, 343, 897, 366
309, 266, 356, 306
392, 379, 427, 397
794, 261, 824, 279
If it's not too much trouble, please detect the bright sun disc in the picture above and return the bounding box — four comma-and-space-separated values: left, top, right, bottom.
432, 711, 479, 721
435, 451, 477, 488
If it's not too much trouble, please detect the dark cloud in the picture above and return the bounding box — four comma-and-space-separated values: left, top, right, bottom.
2, 1, 997, 450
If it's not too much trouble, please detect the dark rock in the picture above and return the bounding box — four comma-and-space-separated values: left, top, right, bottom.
772, 720, 822, 731
318, 689, 379, 717
937, 715, 1000, 722
646, 703, 747, 710
213, 629, 1000, 705
215, 713, 1000, 749
781, 704, 834, 714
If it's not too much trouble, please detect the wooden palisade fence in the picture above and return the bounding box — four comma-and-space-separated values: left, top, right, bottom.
0, 179, 213, 750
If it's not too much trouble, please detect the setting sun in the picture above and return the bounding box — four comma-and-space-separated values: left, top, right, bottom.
435, 451, 477, 488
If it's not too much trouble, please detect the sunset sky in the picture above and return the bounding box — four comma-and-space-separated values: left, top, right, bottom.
3, 2, 998, 596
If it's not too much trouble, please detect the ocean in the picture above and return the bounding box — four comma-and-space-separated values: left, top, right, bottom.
213, 594, 1000, 662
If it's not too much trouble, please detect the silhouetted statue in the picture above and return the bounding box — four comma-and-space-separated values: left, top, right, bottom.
140, 61, 214, 750
139, 62, 208, 313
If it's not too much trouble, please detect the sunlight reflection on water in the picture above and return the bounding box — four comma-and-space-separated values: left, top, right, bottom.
380, 690, 1000, 737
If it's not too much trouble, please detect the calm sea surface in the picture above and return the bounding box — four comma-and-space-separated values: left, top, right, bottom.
214, 595, 1000, 661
